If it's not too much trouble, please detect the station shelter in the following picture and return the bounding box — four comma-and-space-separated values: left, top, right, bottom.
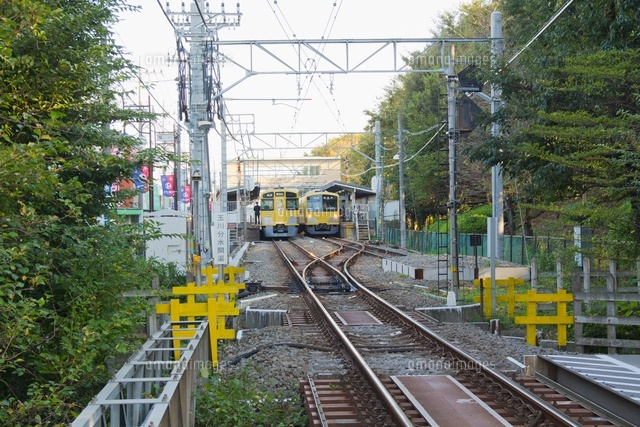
319, 180, 377, 241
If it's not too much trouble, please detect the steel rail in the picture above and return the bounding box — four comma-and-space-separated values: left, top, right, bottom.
272, 240, 414, 427
338, 241, 583, 427
329, 236, 409, 258
288, 240, 352, 290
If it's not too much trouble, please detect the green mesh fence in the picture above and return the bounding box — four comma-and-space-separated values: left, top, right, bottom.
384, 229, 570, 265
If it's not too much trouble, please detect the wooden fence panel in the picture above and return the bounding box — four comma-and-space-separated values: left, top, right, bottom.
572, 259, 640, 354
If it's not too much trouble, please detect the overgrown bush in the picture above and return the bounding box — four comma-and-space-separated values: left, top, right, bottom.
195, 364, 307, 427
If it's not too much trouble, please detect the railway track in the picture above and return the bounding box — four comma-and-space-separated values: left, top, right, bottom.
274, 238, 411, 425
270, 237, 619, 426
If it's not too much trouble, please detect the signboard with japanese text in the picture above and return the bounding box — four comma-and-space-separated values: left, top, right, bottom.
212, 202, 228, 265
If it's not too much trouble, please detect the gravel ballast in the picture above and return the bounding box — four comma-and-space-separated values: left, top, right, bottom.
217, 238, 572, 393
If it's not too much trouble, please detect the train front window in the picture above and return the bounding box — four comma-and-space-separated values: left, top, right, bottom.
323, 195, 338, 211
261, 200, 274, 210
307, 195, 322, 211
286, 199, 298, 210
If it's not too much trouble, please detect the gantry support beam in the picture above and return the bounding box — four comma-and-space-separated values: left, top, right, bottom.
211, 37, 491, 97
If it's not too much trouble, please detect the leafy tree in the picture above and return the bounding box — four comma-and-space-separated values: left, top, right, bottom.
501, 0, 640, 54
363, 74, 445, 229
466, 0, 640, 247
310, 134, 368, 185
0, 1, 171, 424
470, 49, 640, 249
358, 0, 499, 230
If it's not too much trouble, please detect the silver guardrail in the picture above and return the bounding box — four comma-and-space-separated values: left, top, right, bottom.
72, 320, 211, 427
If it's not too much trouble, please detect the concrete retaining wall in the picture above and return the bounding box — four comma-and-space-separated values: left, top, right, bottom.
416, 303, 482, 323
245, 306, 285, 328
382, 258, 530, 281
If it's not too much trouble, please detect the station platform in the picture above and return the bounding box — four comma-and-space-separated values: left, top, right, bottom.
244, 223, 261, 242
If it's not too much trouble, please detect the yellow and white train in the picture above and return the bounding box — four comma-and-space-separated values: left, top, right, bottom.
259, 188, 300, 239
298, 190, 340, 237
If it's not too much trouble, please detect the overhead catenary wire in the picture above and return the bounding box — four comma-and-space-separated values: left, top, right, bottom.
291, 1, 346, 130
218, 99, 255, 156
155, 0, 177, 32
506, 0, 576, 66
113, 26, 187, 133
343, 123, 444, 179
264, 0, 347, 132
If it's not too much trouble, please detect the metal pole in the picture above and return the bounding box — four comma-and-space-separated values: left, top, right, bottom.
203, 122, 213, 261
147, 94, 155, 212
220, 102, 228, 213
375, 120, 383, 241
174, 125, 181, 211
242, 159, 247, 243
219, 102, 228, 280
491, 11, 504, 259
447, 43, 460, 298
167, 0, 241, 273
192, 175, 202, 285
189, 2, 210, 276
398, 113, 406, 249
488, 217, 497, 314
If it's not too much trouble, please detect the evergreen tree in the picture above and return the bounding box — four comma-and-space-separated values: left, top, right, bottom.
469, 0, 640, 249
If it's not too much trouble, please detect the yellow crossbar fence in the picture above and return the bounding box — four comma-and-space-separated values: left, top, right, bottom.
515, 289, 573, 347
474, 278, 574, 347
473, 277, 525, 318
156, 265, 246, 362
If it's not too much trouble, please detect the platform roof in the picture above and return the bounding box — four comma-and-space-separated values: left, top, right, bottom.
320, 180, 376, 199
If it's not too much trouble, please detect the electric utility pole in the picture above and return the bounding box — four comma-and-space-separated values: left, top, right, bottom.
398, 114, 406, 249
490, 11, 504, 314
375, 121, 383, 241
447, 44, 460, 301
167, 1, 241, 274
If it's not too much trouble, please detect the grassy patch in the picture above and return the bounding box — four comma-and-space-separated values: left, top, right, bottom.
195, 363, 307, 427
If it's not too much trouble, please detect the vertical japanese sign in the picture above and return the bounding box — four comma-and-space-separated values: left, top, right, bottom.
212, 202, 228, 265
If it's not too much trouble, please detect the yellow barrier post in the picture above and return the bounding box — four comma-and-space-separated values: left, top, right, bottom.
473, 277, 523, 318
506, 277, 516, 319
514, 289, 573, 347
169, 298, 182, 360
208, 297, 218, 363
156, 264, 245, 362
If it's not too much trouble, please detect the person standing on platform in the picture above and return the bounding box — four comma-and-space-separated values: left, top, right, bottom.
253, 202, 261, 224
